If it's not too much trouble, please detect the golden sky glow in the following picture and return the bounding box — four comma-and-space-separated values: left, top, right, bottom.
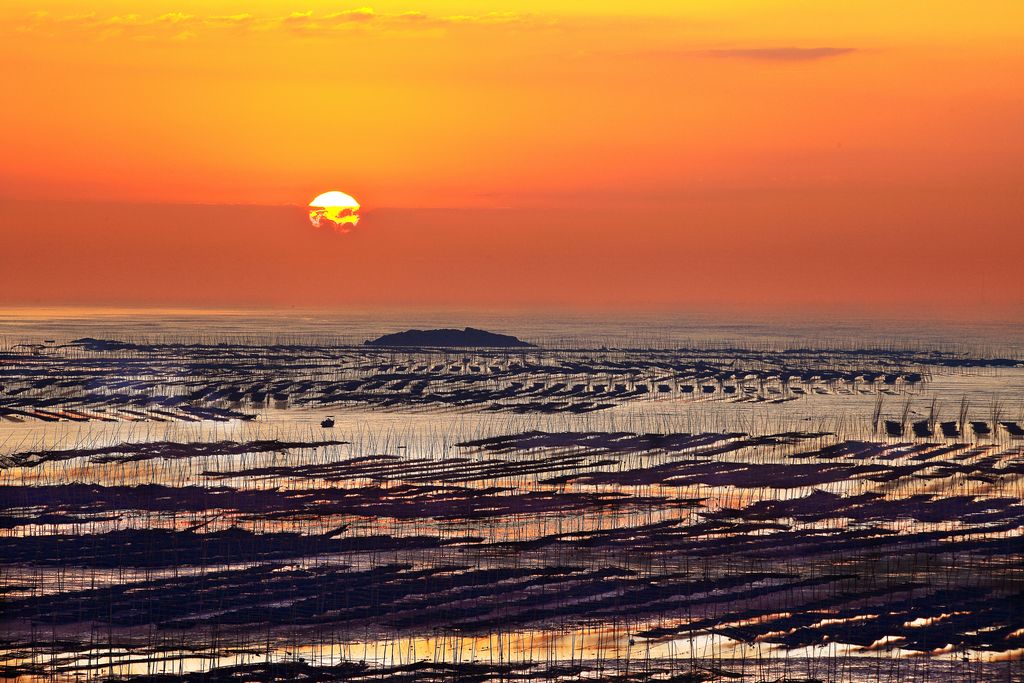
1, 2, 1022, 314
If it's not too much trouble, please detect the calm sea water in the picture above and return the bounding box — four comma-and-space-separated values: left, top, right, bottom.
1, 308, 1021, 354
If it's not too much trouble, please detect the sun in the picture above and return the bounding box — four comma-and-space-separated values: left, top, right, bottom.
309, 191, 360, 232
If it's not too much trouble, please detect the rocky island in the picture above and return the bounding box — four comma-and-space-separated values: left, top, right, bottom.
364, 327, 535, 348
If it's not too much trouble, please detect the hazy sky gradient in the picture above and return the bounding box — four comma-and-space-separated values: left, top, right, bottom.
1, 1, 1021, 315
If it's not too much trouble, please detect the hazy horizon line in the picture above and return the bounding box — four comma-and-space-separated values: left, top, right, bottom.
1, 304, 1021, 326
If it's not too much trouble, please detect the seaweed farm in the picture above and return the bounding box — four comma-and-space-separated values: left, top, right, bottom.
1, 322, 1023, 682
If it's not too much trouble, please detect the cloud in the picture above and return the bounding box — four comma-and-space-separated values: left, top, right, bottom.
95, 12, 196, 28
701, 47, 857, 61
324, 8, 378, 23
439, 12, 526, 25
207, 14, 255, 26
13, 8, 537, 40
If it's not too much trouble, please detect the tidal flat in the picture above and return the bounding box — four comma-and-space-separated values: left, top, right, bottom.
1, 313, 1022, 682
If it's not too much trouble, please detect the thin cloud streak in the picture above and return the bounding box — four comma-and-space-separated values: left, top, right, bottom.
614, 45, 859, 64
701, 47, 857, 61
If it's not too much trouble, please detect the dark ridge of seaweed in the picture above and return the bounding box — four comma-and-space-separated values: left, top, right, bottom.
458, 431, 742, 453
0, 482, 690, 524
706, 490, 1024, 525
0, 527, 481, 568
69, 338, 157, 353
0, 512, 120, 528
8, 563, 625, 630
3, 439, 347, 468
86, 659, 754, 683
549, 457, 889, 489
755, 590, 1022, 652
635, 581, 929, 639
494, 510, 1024, 564
445, 573, 833, 633
205, 450, 622, 485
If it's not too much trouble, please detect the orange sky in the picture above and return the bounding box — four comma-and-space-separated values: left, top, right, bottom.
1, 2, 1022, 316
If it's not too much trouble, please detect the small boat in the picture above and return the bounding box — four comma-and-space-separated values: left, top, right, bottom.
321, 416, 335, 428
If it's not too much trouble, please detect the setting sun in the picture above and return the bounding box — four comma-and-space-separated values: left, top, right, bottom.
309, 191, 360, 232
